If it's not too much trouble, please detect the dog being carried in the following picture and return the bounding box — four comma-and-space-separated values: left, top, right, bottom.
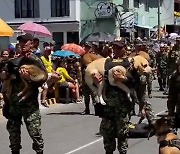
85, 55, 152, 105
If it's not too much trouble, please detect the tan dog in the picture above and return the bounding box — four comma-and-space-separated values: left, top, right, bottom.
0, 60, 47, 102
85, 55, 152, 105
18, 64, 48, 102
152, 117, 180, 154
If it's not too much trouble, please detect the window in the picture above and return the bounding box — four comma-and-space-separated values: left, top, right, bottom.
134, 0, 139, 8
15, 0, 39, 18
53, 32, 64, 50
123, 0, 129, 9
51, 0, 70, 17
67, 32, 79, 44
145, 0, 149, 12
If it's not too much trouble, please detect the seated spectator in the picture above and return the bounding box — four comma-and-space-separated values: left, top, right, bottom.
1, 49, 9, 60
55, 60, 81, 103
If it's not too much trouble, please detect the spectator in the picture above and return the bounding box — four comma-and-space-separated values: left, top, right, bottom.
32, 38, 41, 57
55, 60, 81, 103
1, 49, 9, 60
50, 40, 56, 53
40, 46, 60, 106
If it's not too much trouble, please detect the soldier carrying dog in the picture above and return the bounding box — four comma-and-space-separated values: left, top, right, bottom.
2, 34, 47, 154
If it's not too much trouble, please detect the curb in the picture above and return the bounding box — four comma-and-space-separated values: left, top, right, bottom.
45, 98, 57, 106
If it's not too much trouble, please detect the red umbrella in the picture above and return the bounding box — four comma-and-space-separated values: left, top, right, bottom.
61, 43, 85, 56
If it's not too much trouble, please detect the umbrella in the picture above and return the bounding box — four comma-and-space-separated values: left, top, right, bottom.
61, 43, 85, 55
51, 50, 79, 58
82, 32, 115, 43
0, 18, 14, 37
18, 22, 52, 37
169, 33, 180, 40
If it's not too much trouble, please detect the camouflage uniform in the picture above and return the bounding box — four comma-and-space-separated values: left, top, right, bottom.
6, 54, 45, 153
156, 51, 168, 90
167, 45, 180, 91
167, 70, 180, 116
135, 75, 148, 113
100, 84, 132, 154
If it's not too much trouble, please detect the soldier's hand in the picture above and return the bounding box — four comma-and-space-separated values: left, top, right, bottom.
19, 68, 30, 80
92, 73, 103, 86
112, 70, 125, 82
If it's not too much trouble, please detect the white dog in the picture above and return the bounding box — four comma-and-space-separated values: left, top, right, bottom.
85, 55, 152, 105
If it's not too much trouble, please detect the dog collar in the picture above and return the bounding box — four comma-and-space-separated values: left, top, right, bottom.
159, 139, 180, 149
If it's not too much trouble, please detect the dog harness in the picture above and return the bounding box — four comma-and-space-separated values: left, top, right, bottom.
104, 58, 131, 80
159, 139, 180, 150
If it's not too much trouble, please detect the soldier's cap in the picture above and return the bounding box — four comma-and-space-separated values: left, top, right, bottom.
176, 37, 180, 41
134, 39, 143, 46
17, 33, 33, 42
112, 41, 125, 48
92, 41, 99, 46
84, 42, 92, 48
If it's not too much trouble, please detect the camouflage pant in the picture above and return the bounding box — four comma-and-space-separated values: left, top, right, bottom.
157, 68, 167, 88
7, 103, 44, 152
146, 72, 153, 95
167, 93, 180, 116
100, 107, 129, 153
136, 75, 148, 112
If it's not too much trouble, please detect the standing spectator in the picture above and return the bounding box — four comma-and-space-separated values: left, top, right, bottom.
32, 38, 41, 57
4, 33, 46, 154
40, 46, 59, 106
50, 40, 56, 53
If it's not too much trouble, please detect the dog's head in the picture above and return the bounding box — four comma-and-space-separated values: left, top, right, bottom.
151, 116, 172, 136
131, 55, 152, 76
0, 60, 15, 80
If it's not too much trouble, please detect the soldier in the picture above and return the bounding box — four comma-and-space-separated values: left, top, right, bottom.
93, 41, 132, 154
3, 34, 47, 154
167, 37, 180, 93
132, 41, 153, 115
81, 42, 102, 114
167, 59, 180, 116
156, 43, 168, 91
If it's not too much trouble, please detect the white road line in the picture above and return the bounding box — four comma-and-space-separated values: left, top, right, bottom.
65, 138, 103, 154
65, 109, 167, 154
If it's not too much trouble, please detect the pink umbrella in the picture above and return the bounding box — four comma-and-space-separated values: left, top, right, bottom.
18, 22, 52, 37
61, 43, 85, 55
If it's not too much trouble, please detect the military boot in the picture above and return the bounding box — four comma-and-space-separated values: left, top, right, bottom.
12, 151, 20, 154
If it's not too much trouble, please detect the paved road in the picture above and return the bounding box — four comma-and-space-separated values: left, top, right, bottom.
0, 80, 168, 154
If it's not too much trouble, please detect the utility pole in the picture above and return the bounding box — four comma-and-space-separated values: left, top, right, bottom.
157, 0, 161, 40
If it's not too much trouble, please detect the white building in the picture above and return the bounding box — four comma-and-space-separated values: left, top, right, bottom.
0, 0, 80, 49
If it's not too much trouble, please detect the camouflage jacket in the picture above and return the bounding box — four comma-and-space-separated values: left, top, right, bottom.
156, 52, 168, 69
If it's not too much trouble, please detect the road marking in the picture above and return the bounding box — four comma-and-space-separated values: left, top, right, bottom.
65, 109, 167, 154
65, 138, 103, 154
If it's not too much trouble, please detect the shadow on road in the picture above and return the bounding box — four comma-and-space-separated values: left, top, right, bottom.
46, 112, 94, 116
153, 95, 168, 99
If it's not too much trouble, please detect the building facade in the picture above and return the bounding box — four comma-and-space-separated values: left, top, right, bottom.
80, 0, 174, 40
0, 0, 80, 49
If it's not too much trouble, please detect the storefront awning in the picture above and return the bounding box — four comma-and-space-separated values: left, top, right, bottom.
134, 24, 153, 29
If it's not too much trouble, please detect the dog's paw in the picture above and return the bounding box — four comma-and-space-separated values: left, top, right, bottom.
99, 96, 106, 105
17, 92, 23, 97
19, 96, 26, 102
